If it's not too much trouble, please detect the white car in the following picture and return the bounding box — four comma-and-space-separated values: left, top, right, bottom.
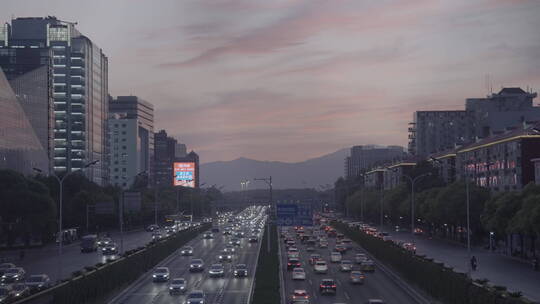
330, 251, 342, 263
355, 253, 367, 264
314, 261, 328, 274
339, 260, 353, 272
292, 268, 306, 280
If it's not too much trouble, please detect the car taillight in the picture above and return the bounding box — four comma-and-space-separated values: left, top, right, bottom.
287, 263, 291, 266
332, 285, 336, 288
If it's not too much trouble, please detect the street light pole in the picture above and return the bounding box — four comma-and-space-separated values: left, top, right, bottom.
254, 176, 273, 253
33, 159, 98, 282
394, 171, 431, 235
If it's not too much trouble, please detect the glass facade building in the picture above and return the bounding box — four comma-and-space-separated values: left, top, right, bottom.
0, 17, 109, 184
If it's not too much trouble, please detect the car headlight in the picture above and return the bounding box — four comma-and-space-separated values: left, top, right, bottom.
234, 271, 238, 274
153, 275, 157, 277
169, 287, 174, 290
219, 256, 223, 259
13, 275, 19, 278
190, 265, 194, 268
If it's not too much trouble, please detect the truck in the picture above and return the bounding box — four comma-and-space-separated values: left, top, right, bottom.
80, 234, 98, 253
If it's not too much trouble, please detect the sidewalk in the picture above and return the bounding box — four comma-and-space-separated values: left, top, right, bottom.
388, 230, 540, 302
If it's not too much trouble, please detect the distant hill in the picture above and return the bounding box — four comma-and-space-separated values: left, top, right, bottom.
200, 148, 349, 191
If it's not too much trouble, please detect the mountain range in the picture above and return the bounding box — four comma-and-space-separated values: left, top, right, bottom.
200, 148, 349, 191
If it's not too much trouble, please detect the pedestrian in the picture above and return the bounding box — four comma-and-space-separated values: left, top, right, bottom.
471, 255, 477, 271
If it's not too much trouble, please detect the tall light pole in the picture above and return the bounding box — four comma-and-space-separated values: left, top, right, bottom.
254, 177, 272, 253
431, 157, 472, 276
391, 169, 431, 234
33, 160, 99, 282
119, 171, 146, 255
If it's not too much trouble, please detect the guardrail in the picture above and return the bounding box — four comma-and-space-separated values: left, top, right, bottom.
12, 224, 210, 304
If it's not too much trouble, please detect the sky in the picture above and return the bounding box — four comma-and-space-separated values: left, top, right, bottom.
3, 0, 540, 163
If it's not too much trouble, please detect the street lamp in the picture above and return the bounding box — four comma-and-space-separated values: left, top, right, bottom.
254, 177, 273, 253
33, 160, 99, 282
430, 156, 473, 276
390, 168, 431, 235
119, 171, 147, 255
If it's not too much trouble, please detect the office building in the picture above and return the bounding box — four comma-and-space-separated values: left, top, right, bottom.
154, 130, 177, 187
108, 114, 139, 188
345, 145, 405, 179
408, 111, 469, 157
364, 168, 385, 189
0, 68, 48, 174
109, 95, 154, 184
0, 17, 109, 185
175, 143, 187, 158
383, 161, 416, 190
408, 88, 540, 158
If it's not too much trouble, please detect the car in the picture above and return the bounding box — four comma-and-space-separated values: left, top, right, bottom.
306, 246, 315, 252
189, 259, 205, 272
367, 299, 385, 304
286, 240, 296, 248
330, 251, 342, 263
248, 235, 258, 243
0, 263, 16, 276
335, 244, 347, 253
413, 228, 424, 235
287, 248, 299, 259
97, 237, 112, 247
186, 290, 206, 304
203, 232, 214, 239
208, 264, 225, 277
309, 254, 322, 265
12, 283, 30, 298
151, 232, 163, 242
0, 286, 14, 303
350, 271, 365, 284
1, 267, 25, 283
291, 289, 309, 302
229, 238, 241, 246
101, 243, 118, 255
319, 278, 337, 294
402, 242, 417, 254
360, 260, 375, 272
314, 261, 328, 274
287, 257, 301, 271
152, 267, 170, 282
339, 260, 353, 272
224, 245, 236, 253
168, 278, 187, 294
146, 224, 159, 232
355, 253, 367, 264
292, 268, 306, 280
25, 274, 51, 291
319, 241, 328, 248
233, 264, 248, 277
218, 251, 233, 262
180, 246, 194, 256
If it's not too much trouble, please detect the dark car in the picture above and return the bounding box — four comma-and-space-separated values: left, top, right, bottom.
189, 259, 205, 272
287, 258, 301, 271
319, 278, 337, 294
248, 235, 258, 243
218, 251, 233, 262
12, 283, 30, 298
25, 274, 51, 291
233, 264, 248, 277
1, 267, 25, 284
152, 267, 170, 282
101, 243, 119, 255
0, 286, 14, 303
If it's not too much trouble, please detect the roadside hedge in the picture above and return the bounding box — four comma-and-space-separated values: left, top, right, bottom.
14, 224, 210, 304
251, 224, 280, 304
332, 222, 532, 304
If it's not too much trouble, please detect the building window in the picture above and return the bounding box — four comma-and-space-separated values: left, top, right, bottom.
122, 145, 126, 150
121, 131, 126, 135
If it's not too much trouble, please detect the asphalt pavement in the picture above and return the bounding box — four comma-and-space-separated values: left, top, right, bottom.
1, 229, 151, 282
108, 223, 262, 304
280, 228, 422, 304
388, 230, 540, 302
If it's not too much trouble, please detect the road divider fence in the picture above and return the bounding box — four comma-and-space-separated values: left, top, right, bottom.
13, 224, 210, 304
332, 221, 533, 304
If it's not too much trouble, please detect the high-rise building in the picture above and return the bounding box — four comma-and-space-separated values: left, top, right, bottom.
0, 16, 109, 185
154, 130, 177, 187
175, 143, 187, 158
0, 68, 48, 174
107, 114, 139, 188
408, 111, 469, 157
345, 145, 405, 179
408, 88, 540, 158
109, 95, 154, 184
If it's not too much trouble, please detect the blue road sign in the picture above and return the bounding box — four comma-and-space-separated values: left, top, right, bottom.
276, 203, 313, 226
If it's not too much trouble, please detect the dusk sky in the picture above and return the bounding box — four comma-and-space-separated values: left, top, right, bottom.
3, 0, 540, 163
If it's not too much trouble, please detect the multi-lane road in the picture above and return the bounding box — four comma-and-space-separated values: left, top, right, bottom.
108, 207, 265, 304
280, 227, 423, 304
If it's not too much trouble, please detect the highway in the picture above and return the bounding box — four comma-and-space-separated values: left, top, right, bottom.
4, 229, 153, 282
108, 207, 265, 304
280, 227, 423, 304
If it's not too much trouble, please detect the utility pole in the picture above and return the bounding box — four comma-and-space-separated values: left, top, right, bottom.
254, 176, 273, 253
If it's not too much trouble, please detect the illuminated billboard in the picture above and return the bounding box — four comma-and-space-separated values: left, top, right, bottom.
173, 162, 196, 188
